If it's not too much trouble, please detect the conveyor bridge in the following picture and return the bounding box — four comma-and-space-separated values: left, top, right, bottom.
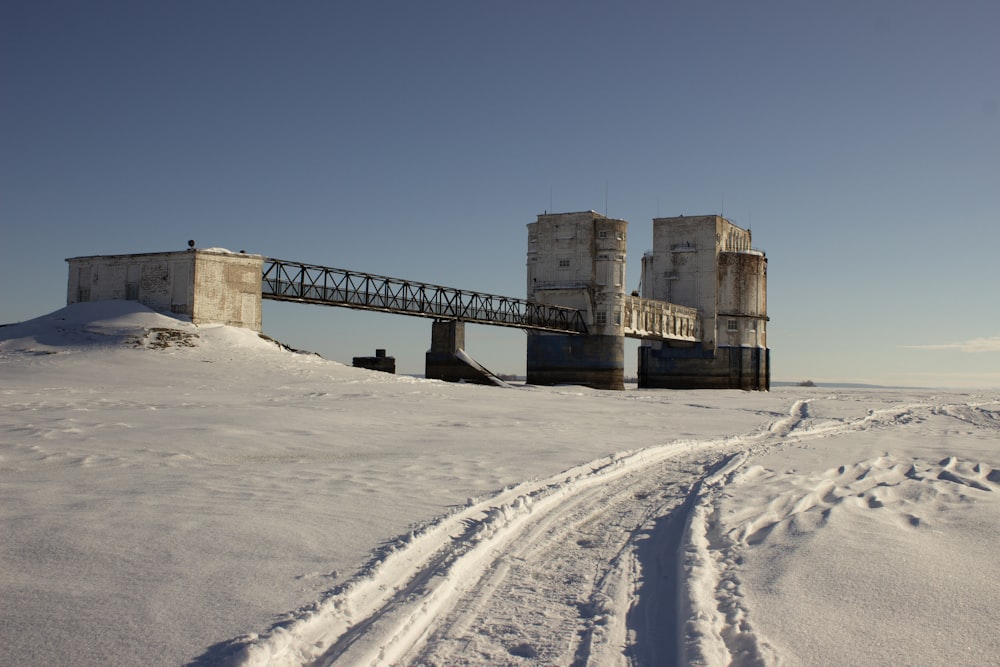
261, 258, 588, 335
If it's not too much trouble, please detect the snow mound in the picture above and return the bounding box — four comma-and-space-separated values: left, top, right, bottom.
0, 301, 276, 355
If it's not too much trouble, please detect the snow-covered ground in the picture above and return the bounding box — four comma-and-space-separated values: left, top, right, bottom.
2, 302, 998, 666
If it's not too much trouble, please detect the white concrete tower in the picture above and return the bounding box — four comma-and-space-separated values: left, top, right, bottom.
526, 211, 627, 389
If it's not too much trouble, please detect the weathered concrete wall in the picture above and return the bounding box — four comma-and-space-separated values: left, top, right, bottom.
67, 252, 194, 315
191, 251, 263, 330
641, 215, 726, 350
527, 211, 628, 337
66, 249, 263, 331
717, 251, 767, 349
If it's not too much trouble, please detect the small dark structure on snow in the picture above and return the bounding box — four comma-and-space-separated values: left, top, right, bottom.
352, 348, 396, 374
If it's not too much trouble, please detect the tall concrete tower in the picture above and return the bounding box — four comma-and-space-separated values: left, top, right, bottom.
639, 215, 769, 389
526, 211, 627, 390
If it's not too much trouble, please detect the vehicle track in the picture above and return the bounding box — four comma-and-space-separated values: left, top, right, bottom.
402, 457, 710, 666
234, 397, 976, 667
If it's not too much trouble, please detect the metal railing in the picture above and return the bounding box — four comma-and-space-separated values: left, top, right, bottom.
261, 258, 588, 335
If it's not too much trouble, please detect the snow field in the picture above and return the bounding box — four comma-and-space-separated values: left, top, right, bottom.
706, 398, 1000, 666
2, 302, 999, 666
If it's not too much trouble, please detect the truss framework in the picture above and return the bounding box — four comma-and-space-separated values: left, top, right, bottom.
261, 258, 588, 334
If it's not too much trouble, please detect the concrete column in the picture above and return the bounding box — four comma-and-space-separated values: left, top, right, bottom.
425, 320, 498, 385
430, 319, 465, 354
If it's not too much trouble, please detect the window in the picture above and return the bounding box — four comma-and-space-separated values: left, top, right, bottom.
559, 259, 570, 268
598, 230, 608, 239
727, 319, 738, 332
750, 320, 757, 331
595, 311, 607, 325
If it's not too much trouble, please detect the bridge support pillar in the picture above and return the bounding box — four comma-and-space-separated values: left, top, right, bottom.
425, 320, 501, 385
526, 333, 624, 390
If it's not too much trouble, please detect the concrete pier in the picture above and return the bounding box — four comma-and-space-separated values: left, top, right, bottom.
526, 333, 624, 390
425, 320, 500, 385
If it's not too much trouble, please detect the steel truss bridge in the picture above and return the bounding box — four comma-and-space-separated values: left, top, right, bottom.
261, 258, 702, 342
261, 258, 588, 334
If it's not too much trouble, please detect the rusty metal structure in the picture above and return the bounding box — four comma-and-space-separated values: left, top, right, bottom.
261, 258, 588, 335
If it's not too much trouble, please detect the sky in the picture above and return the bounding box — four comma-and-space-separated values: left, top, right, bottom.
2, 0, 998, 387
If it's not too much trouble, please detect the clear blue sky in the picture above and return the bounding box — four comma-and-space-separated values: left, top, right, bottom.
2, 1, 998, 387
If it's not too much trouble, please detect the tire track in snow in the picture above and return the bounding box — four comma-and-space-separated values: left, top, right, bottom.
217, 397, 986, 667
318, 444, 734, 667
680, 452, 778, 666
403, 456, 708, 666
224, 440, 740, 667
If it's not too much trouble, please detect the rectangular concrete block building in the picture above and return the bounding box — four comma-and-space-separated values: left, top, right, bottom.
66, 249, 264, 331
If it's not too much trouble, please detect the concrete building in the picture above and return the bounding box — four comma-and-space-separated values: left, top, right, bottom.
639, 215, 769, 390
526, 211, 629, 389
66, 249, 264, 331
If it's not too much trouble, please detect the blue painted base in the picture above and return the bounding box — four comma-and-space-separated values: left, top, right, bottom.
639, 345, 770, 390
526, 334, 624, 390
